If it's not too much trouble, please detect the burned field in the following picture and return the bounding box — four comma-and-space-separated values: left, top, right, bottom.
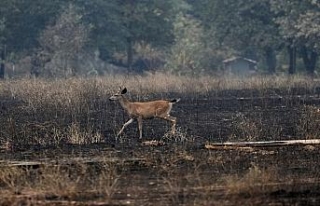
1, 76, 320, 205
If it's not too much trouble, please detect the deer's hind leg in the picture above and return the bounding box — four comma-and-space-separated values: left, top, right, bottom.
168, 116, 177, 134
137, 116, 143, 139
160, 115, 177, 135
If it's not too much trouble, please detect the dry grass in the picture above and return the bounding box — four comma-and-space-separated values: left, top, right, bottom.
1, 73, 318, 110
298, 105, 320, 139
0, 166, 26, 192
0, 160, 122, 204
221, 163, 279, 196
1, 73, 319, 98
229, 112, 262, 141
0, 73, 320, 147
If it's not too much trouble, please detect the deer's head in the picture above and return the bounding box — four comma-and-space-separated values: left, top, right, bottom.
109, 88, 127, 101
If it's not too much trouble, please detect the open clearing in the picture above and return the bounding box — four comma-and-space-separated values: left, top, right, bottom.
1, 77, 320, 205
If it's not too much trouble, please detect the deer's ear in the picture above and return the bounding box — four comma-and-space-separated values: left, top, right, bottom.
121, 88, 127, 94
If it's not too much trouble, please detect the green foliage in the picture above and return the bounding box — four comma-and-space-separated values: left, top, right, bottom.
271, 0, 320, 48
165, 13, 207, 75
40, 4, 88, 54
0, 0, 65, 52
271, 0, 320, 74
39, 3, 90, 77
75, 0, 188, 64
194, 0, 280, 57
1, 0, 320, 76
0, 18, 5, 45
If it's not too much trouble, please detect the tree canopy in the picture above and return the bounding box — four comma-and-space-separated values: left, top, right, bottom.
1, 0, 320, 78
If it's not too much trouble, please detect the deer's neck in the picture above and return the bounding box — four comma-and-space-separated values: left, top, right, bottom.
119, 96, 130, 109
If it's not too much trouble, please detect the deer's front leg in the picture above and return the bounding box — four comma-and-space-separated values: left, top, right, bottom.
117, 118, 134, 136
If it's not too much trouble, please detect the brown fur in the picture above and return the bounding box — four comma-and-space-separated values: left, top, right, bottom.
109, 88, 180, 139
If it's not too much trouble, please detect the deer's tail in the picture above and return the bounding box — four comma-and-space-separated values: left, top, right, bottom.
170, 98, 180, 103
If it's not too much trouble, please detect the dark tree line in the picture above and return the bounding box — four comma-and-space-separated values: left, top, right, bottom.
0, 0, 320, 78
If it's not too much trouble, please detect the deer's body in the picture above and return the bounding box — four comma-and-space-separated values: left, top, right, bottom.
109, 88, 180, 139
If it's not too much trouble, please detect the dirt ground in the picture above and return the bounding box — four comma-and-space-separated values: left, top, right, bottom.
1, 87, 320, 205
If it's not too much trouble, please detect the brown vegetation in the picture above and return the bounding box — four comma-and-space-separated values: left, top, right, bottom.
1, 73, 320, 205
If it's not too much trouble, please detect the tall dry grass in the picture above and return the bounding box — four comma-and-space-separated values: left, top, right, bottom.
221, 163, 279, 196
0, 160, 122, 204
2, 73, 319, 98
0, 73, 320, 147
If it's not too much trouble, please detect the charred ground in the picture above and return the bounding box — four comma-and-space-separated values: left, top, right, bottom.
0, 76, 320, 205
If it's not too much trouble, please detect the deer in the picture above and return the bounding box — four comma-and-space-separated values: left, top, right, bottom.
109, 88, 180, 139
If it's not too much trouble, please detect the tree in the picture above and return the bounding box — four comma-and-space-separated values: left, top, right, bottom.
165, 13, 207, 75
271, 0, 320, 75
71, 0, 123, 61
190, 0, 281, 74
0, 0, 64, 52
75, 0, 188, 70
0, 18, 5, 78
0, 0, 65, 78
39, 4, 90, 77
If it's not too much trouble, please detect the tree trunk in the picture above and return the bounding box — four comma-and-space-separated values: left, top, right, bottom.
31, 53, 40, 77
301, 46, 318, 76
127, 36, 133, 70
125, 0, 134, 71
288, 45, 296, 75
0, 48, 5, 79
205, 139, 320, 149
265, 47, 276, 74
